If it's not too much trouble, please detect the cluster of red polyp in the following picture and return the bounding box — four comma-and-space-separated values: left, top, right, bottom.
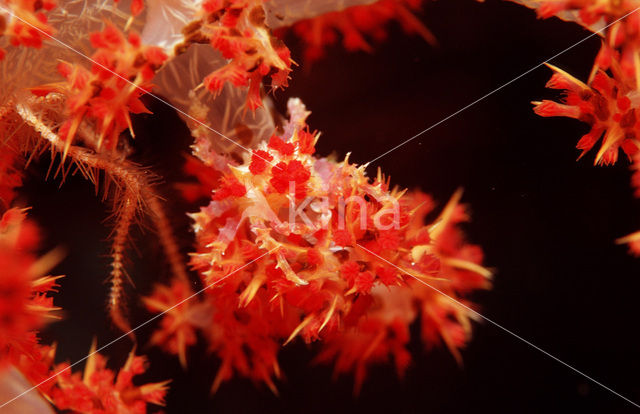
0, 0, 56, 60
531, 0, 640, 166
0, 207, 168, 413
531, 0, 640, 165
285, 0, 436, 63
0, 208, 60, 368
145, 98, 491, 392
533, 63, 640, 165
193, 0, 292, 110
29, 345, 168, 414
535, 0, 640, 78
529, 1, 640, 253
31, 23, 167, 155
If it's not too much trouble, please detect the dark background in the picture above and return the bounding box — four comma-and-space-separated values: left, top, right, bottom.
20, 0, 640, 412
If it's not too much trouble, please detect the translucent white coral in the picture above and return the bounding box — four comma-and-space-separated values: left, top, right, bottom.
153, 43, 277, 157
141, 0, 201, 51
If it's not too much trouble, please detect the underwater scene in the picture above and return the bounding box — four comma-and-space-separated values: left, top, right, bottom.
0, 0, 639, 412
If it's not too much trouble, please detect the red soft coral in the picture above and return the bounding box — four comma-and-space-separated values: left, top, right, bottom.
147, 98, 491, 392
0, 208, 62, 368
530, 0, 640, 78
143, 280, 211, 368
285, 0, 436, 63
36, 343, 169, 414
0, 0, 56, 58
32, 24, 167, 155
194, 0, 292, 110
533, 63, 640, 165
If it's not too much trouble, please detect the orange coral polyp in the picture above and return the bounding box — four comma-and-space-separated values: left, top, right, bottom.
36, 343, 169, 414
197, 0, 292, 110
0, 208, 62, 368
166, 98, 491, 391
534, 64, 640, 165
0, 0, 56, 57
32, 23, 167, 154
